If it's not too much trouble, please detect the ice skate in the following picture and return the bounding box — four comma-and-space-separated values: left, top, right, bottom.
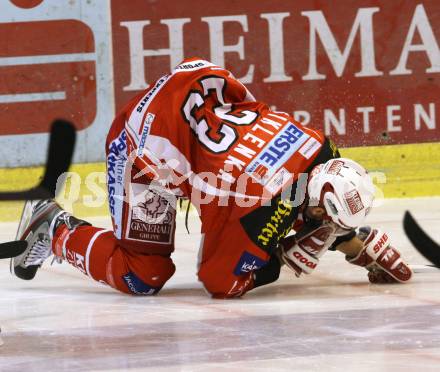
11, 200, 88, 280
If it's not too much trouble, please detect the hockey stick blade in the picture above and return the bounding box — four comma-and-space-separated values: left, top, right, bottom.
403, 211, 440, 267
0, 241, 27, 259
410, 264, 440, 274
0, 119, 76, 200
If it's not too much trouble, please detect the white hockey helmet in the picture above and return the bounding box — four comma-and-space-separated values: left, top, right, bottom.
307, 158, 375, 229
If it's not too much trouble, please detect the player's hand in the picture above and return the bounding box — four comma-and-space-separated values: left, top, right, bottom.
279, 222, 337, 277
347, 226, 413, 283
367, 267, 403, 284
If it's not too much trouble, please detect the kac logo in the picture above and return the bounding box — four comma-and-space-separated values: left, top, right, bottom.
233, 251, 266, 276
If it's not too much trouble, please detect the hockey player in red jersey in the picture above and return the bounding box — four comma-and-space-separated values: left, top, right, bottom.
11, 58, 413, 298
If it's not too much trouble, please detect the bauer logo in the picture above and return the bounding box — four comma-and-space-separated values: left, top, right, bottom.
246, 123, 309, 184
0, 17, 97, 135
233, 251, 266, 276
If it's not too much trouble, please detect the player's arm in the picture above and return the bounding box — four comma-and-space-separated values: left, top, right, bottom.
279, 222, 413, 284
333, 234, 362, 257
335, 227, 413, 283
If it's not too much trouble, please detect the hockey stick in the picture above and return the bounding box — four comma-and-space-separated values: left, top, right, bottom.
403, 211, 440, 267
410, 264, 440, 274
0, 119, 76, 201
0, 241, 27, 259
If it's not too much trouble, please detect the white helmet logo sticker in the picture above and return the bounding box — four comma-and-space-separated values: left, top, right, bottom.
344, 190, 364, 215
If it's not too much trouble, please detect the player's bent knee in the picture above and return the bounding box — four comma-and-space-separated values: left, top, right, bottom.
199, 278, 230, 299
198, 271, 253, 299
107, 249, 176, 296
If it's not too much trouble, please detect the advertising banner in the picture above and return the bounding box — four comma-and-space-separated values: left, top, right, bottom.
112, 0, 440, 147
0, 0, 439, 166
0, 0, 113, 166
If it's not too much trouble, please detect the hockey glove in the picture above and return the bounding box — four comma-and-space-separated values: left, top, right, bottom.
280, 222, 338, 277
347, 226, 413, 283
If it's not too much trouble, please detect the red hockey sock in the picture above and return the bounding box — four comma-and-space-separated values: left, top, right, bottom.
53, 225, 114, 281
52, 225, 175, 295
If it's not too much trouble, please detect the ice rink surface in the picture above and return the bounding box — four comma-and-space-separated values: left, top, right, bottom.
1, 198, 440, 371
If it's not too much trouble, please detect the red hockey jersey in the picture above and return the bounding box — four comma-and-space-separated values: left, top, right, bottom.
106, 58, 330, 256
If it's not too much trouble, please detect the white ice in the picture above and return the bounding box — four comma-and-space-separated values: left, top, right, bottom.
1, 198, 440, 372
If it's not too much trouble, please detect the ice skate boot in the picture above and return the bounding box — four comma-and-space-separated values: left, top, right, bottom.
11, 200, 89, 280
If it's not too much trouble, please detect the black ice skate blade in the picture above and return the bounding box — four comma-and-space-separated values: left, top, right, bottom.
403, 211, 440, 267
0, 241, 28, 259
13, 263, 39, 280
0, 119, 76, 201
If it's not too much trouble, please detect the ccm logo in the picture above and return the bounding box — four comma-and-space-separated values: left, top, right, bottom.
373, 234, 389, 253
293, 251, 317, 269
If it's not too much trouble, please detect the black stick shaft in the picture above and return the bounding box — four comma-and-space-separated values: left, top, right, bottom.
0, 120, 76, 201
403, 211, 440, 267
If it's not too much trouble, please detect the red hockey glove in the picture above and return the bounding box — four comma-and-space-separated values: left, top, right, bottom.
347, 226, 413, 283
280, 222, 338, 277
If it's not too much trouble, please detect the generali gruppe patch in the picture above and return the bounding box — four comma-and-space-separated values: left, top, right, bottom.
125, 183, 176, 245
